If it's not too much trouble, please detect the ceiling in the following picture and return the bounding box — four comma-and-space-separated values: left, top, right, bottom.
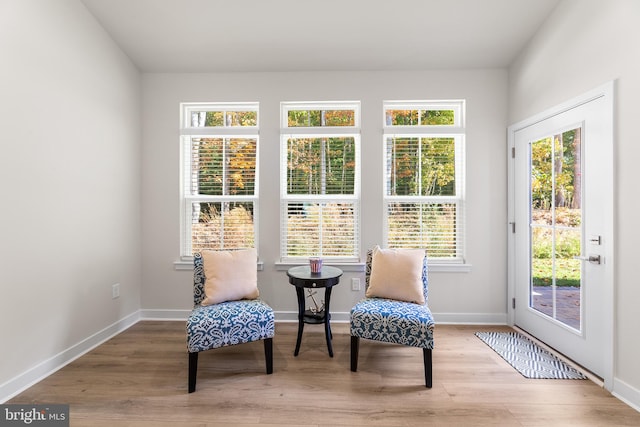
80, 0, 561, 73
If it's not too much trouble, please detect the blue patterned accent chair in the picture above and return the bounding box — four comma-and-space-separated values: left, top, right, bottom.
350, 249, 434, 387
186, 253, 275, 393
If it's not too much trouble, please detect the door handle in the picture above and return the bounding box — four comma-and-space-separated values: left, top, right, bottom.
574, 255, 601, 264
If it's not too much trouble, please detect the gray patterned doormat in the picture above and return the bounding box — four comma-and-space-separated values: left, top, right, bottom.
475, 331, 587, 379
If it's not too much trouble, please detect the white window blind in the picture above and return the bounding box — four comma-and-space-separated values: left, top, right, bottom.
280, 102, 360, 262
180, 103, 259, 258
383, 100, 465, 262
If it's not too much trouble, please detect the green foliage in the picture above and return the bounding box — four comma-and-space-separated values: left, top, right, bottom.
422, 110, 455, 125
287, 137, 355, 195
388, 137, 455, 196
531, 209, 581, 287
194, 138, 256, 196
388, 109, 419, 125
531, 226, 581, 259
531, 128, 581, 210
386, 109, 455, 126
532, 258, 581, 287
203, 111, 256, 127
287, 109, 354, 127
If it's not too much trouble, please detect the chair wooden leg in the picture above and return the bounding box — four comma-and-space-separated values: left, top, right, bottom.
350, 336, 360, 372
423, 348, 432, 388
188, 352, 198, 393
264, 338, 273, 375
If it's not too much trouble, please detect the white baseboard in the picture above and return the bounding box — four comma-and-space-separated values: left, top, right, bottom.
139, 309, 191, 321
0, 310, 140, 404
613, 377, 640, 412
433, 312, 508, 324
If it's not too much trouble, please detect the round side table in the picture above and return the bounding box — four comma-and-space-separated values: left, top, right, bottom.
287, 265, 343, 357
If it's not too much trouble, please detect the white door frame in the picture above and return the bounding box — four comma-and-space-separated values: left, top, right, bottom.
507, 81, 615, 391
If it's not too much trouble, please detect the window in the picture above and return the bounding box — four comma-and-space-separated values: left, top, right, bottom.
383, 100, 465, 262
280, 102, 360, 262
180, 103, 259, 258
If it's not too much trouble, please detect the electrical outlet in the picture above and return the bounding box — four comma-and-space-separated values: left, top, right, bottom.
112, 283, 120, 299
351, 277, 361, 291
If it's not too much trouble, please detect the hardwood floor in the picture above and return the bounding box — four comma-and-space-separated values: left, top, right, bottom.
8, 321, 640, 426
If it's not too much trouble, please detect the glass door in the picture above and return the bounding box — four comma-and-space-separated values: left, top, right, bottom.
510, 85, 613, 381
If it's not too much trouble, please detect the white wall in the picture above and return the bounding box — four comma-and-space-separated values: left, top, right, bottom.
141, 69, 509, 324
508, 0, 640, 408
0, 0, 142, 399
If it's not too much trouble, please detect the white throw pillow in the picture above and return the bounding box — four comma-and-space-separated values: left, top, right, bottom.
366, 246, 425, 305
201, 249, 259, 306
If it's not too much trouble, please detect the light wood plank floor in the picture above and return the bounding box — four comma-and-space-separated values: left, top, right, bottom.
8, 321, 640, 426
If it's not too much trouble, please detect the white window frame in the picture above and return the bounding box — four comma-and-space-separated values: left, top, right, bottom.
179, 102, 259, 260
280, 101, 361, 264
383, 100, 466, 265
